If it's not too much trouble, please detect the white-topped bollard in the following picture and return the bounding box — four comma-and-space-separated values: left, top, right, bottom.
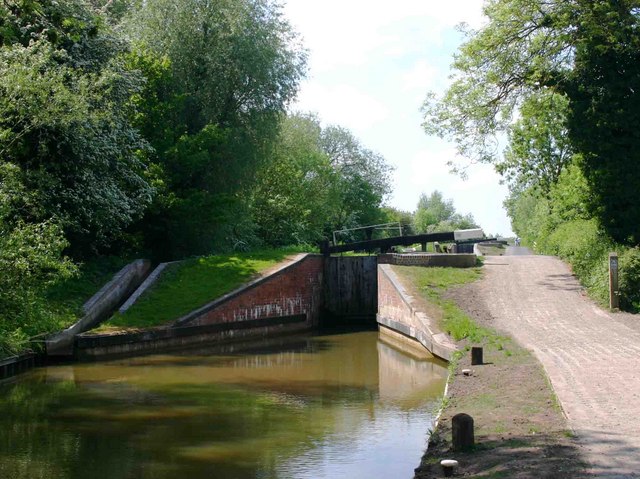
440, 459, 459, 477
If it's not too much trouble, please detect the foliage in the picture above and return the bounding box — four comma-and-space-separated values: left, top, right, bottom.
499, 91, 573, 192
619, 248, 640, 311
124, 0, 308, 258
0, 0, 153, 257
413, 190, 478, 234
381, 207, 415, 236
563, 1, 640, 244
320, 125, 394, 232
0, 164, 76, 355
102, 248, 305, 330
253, 114, 394, 247
423, 0, 640, 245
252, 114, 338, 246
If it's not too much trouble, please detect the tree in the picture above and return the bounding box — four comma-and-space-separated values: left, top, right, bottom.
563, 1, 640, 244
124, 0, 307, 258
423, 0, 640, 244
252, 114, 338, 246
0, 0, 153, 257
320, 125, 394, 230
499, 90, 573, 193
413, 190, 478, 233
0, 163, 76, 355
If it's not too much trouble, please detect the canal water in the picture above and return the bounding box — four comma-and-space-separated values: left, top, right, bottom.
0, 331, 447, 479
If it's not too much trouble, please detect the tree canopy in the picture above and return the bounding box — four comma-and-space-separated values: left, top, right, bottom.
423, 0, 640, 244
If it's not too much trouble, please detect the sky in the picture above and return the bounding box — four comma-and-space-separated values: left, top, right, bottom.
282, 0, 514, 237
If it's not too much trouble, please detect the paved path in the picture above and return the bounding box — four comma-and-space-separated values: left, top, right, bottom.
479, 253, 640, 478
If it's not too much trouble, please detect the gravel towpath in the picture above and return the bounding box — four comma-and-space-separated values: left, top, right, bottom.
479, 251, 640, 478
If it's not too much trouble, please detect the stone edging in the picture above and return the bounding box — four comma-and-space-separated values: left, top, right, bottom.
377, 264, 458, 361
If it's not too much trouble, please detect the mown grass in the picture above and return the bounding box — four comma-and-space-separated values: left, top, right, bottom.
99, 248, 307, 331
392, 265, 498, 344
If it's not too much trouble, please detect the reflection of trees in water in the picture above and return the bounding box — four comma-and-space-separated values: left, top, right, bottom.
0, 332, 447, 479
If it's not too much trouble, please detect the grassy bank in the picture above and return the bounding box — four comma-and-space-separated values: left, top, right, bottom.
99, 248, 306, 331
392, 265, 496, 344
391, 265, 586, 478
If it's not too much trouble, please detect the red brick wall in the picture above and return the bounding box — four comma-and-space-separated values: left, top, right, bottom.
185, 255, 324, 327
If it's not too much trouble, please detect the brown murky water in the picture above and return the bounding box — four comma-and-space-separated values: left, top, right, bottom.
0, 331, 447, 479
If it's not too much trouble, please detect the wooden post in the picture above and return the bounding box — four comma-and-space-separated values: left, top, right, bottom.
609, 252, 619, 310
421, 242, 427, 252
452, 413, 474, 451
471, 346, 483, 365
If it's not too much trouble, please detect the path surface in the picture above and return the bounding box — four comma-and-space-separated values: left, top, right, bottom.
479, 251, 640, 478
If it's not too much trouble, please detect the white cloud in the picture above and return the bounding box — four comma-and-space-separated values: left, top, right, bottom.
283, 1, 485, 73
292, 82, 389, 133
402, 60, 439, 92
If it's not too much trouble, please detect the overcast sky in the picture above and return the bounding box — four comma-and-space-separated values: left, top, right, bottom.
282, 0, 514, 237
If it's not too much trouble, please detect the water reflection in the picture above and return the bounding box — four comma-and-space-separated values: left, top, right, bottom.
0, 331, 447, 479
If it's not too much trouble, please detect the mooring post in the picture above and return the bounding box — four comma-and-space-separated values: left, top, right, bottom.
609, 252, 619, 310
452, 413, 474, 451
471, 346, 483, 365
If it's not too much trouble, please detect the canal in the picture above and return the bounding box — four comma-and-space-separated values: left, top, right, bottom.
0, 330, 447, 478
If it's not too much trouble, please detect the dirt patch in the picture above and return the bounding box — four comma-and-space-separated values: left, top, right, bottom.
414, 281, 588, 478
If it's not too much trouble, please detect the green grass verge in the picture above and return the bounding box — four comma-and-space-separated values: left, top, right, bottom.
99, 248, 307, 331
392, 265, 501, 344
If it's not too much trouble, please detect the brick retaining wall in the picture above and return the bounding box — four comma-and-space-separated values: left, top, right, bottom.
175, 254, 324, 327
378, 253, 476, 268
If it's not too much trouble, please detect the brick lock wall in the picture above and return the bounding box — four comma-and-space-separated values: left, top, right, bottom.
378, 253, 476, 267
189, 255, 324, 327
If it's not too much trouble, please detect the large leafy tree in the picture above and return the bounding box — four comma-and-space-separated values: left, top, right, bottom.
320, 125, 394, 231
125, 0, 307, 258
252, 114, 338, 246
413, 190, 478, 233
423, 0, 640, 244
0, 0, 153, 256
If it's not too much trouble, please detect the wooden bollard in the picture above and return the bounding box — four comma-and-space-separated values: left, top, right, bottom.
471, 346, 483, 365
452, 413, 474, 451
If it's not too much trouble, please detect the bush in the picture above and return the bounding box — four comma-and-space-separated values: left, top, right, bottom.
541, 219, 612, 306
619, 248, 640, 312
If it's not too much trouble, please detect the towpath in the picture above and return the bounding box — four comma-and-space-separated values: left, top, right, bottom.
478, 250, 640, 478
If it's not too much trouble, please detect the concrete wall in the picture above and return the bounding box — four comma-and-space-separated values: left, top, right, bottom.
322, 256, 378, 322
46, 259, 152, 356
378, 253, 476, 268
377, 264, 458, 361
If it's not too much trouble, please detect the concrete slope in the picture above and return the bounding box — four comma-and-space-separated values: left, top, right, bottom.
478, 255, 640, 478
